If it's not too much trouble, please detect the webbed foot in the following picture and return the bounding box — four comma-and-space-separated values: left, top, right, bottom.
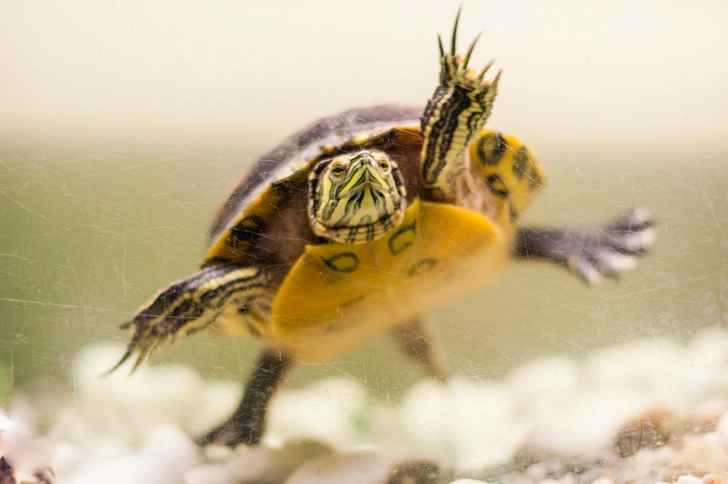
514, 208, 656, 284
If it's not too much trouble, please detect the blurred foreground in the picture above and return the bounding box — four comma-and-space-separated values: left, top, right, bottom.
3, 327, 728, 483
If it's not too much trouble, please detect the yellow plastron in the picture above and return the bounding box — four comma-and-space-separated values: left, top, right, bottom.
269, 199, 511, 363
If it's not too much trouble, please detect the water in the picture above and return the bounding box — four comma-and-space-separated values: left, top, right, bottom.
2, 140, 726, 399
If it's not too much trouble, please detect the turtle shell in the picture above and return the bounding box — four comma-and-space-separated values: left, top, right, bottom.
205, 105, 423, 266
200, 106, 521, 362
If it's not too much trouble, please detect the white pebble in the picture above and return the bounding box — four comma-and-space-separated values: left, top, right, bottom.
676, 475, 702, 484
716, 409, 728, 449
66, 454, 185, 484
51, 441, 84, 477
185, 464, 235, 484
591, 478, 615, 484
141, 425, 202, 473
285, 450, 392, 484
505, 356, 580, 410
83, 437, 131, 461
401, 378, 524, 470
449, 480, 488, 484
224, 445, 284, 481
268, 377, 369, 446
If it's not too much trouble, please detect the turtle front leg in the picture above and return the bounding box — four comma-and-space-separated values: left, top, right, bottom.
197, 348, 294, 447
108, 263, 270, 374
421, 8, 500, 201
513, 208, 656, 284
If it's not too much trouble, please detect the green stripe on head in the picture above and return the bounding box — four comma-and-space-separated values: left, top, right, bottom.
309, 150, 407, 244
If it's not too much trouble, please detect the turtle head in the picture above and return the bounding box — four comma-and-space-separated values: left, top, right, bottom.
309, 150, 407, 244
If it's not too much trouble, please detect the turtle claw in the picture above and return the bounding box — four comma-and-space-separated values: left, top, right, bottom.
566, 249, 639, 285
514, 208, 656, 285
438, 7, 499, 93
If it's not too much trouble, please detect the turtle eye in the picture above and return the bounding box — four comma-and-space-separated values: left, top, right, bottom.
379, 160, 390, 173
330, 163, 346, 179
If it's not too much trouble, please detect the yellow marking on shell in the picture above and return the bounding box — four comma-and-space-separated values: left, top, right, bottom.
470, 130, 546, 221
269, 199, 511, 363
205, 169, 308, 264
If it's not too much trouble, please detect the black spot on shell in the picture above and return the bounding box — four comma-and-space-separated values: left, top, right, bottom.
486, 174, 510, 199
407, 258, 438, 278
477, 132, 508, 166
512, 148, 531, 180
230, 215, 265, 244
388, 221, 417, 255
341, 295, 365, 308
322, 252, 360, 273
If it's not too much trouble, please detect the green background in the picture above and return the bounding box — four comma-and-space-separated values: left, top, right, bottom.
2, 141, 726, 398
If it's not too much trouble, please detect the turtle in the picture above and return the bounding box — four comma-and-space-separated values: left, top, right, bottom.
111, 10, 655, 447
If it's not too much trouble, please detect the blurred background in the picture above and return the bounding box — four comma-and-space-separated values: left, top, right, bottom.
1, 0, 727, 401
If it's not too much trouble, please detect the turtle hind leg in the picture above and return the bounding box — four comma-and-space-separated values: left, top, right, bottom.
513, 208, 656, 284
110, 264, 269, 374
197, 348, 294, 447
391, 317, 448, 382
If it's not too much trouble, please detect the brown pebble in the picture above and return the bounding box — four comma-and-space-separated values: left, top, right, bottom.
389, 460, 441, 484
614, 408, 722, 458
665, 443, 728, 481
285, 450, 393, 484
614, 409, 675, 458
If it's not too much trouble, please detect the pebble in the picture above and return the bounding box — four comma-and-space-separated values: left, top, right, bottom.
83, 437, 131, 462
185, 464, 235, 484
268, 378, 369, 446
676, 475, 703, 484
716, 410, 728, 448
141, 425, 203, 473
51, 442, 84, 476
591, 478, 615, 484
284, 450, 392, 484
223, 439, 334, 483
505, 356, 580, 415
65, 454, 185, 484
7, 328, 728, 483
666, 443, 728, 481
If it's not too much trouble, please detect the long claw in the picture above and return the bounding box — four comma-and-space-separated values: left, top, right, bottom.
451, 6, 462, 56
131, 352, 148, 375
463, 31, 482, 68
438, 34, 444, 58
101, 349, 133, 377
477, 59, 495, 80
491, 69, 503, 88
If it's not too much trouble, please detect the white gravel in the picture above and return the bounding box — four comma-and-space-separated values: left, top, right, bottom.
2, 327, 728, 483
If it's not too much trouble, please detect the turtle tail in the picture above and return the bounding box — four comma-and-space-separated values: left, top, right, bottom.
106, 264, 270, 375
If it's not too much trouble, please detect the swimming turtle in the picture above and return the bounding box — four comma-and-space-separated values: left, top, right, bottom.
112, 11, 655, 447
